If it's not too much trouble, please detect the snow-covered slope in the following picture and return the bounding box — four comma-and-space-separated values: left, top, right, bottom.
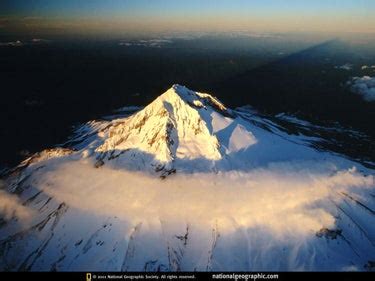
1, 85, 374, 271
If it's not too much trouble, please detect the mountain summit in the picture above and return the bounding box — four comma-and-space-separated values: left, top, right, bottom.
93, 84, 255, 176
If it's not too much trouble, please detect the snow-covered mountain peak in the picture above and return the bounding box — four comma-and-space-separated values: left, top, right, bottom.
93, 85, 237, 175
156, 84, 228, 114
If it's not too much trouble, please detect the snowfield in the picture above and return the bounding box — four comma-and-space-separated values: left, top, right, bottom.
0, 85, 374, 271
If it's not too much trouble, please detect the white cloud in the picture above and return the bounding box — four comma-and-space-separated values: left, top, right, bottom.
335, 63, 353, 71
0, 187, 34, 221
119, 38, 172, 48
361, 65, 375, 71
0, 40, 23, 47
349, 76, 375, 102
0, 38, 49, 47
31, 38, 49, 44
39, 160, 372, 238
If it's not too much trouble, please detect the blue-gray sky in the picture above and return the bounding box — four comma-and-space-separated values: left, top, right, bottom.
1, 0, 374, 36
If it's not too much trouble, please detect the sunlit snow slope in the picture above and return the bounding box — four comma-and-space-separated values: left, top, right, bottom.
0, 85, 374, 271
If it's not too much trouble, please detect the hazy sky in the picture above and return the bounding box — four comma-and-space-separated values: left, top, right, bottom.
1, 0, 374, 37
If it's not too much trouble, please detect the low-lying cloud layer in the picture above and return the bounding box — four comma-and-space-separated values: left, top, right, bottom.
0, 189, 34, 221
1, 157, 374, 271
361, 65, 375, 70
335, 63, 353, 71
39, 160, 373, 238
0, 38, 49, 47
119, 39, 172, 48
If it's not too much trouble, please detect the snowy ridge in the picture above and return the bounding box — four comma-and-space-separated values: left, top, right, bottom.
0, 85, 374, 271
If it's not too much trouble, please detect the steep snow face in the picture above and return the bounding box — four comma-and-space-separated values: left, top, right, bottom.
94, 85, 240, 173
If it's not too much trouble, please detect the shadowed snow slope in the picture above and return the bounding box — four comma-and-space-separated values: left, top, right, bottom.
0, 85, 374, 271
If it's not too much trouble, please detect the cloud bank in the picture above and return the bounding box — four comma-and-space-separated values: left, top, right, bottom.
39, 160, 373, 238
0, 188, 34, 222
1, 156, 374, 270
119, 39, 172, 48
349, 76, 375, 102
335, 63, 353, 71
361, 65, 375, 70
